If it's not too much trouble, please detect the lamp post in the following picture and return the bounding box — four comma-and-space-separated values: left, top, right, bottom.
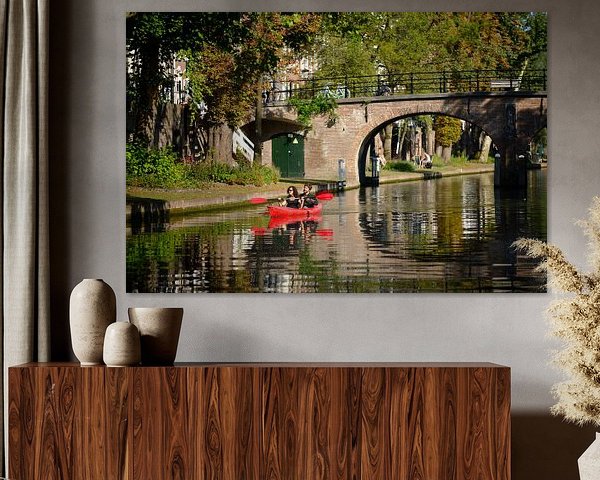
254, 76, 264, 166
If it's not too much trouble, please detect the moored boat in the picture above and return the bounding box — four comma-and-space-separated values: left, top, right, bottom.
267, 203, 323, 218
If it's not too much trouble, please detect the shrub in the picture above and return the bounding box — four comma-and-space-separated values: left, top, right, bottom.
384, 161, 416, 172
200, 160, 234, 183
234, 164, 280, 186
126, 144, 186, 187
234, 148, 252, 170
181, 160, 279, 187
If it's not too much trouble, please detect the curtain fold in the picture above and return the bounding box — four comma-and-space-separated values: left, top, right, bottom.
1, 0, 50, 474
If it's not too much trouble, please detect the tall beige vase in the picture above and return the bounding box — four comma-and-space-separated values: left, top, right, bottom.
70, 279, 116, 365
128, 307, 183, 365
579, 432, 600, 480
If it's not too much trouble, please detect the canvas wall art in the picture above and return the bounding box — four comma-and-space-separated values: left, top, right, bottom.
126, 12, 547, 293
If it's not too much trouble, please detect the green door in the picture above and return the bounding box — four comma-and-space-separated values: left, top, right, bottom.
272, 133, 304, 178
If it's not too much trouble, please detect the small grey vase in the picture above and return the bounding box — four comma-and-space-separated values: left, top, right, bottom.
103, 322, 141, 367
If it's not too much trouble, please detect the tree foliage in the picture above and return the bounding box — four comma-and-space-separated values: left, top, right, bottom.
433, 116, 462, 147
186, 13, 321, 130
310, 12, 546, 78
313, 34, 376, 80
127, 12, 321, 147
428, 13, 527, 71
288, 93, 338, 129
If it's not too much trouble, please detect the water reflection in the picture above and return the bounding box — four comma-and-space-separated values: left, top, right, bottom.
127, 171, 546, 293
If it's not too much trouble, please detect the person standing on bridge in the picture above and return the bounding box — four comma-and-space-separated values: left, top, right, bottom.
376, 83, 391, 96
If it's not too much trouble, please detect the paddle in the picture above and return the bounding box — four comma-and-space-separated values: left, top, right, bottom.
315, 191, 334, 200
251, 191, 333, 204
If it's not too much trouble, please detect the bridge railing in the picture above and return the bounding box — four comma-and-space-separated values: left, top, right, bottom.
264, 69, 546, 105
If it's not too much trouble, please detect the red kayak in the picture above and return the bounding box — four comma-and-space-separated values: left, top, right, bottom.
267, 203, 323, 218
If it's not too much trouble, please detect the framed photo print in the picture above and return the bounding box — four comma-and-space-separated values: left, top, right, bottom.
126, 12, 547, 293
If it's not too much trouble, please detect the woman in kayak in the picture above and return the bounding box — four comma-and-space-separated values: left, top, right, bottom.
278, 186, 301, 208
299, 183, 319, 209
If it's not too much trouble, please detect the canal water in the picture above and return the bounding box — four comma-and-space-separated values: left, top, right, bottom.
127, 170, 547, 293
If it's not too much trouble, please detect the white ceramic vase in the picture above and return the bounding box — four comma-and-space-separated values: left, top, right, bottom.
69, 279, 116, 365
579, 432, 600, 480
103, 322, 141, 367
128, 307, 183, 365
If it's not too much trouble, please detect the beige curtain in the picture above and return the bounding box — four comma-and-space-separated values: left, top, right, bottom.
0, 0, 50, 475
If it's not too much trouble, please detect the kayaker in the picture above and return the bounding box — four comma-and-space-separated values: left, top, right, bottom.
278, 186, 301, 208
299, 183, 319, 209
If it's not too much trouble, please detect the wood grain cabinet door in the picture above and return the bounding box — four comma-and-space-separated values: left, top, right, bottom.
132, 367, 261, 480
359, 367, 510, 480
9, 366, 132, 480
262, 367, 362, 480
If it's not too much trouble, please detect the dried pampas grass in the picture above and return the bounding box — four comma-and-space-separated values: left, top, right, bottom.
514, 196, 600, 427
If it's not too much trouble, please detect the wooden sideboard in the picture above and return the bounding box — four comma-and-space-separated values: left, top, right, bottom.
9, 362, 510, 479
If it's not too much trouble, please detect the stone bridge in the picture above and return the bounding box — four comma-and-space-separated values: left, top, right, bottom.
242, 92, 547, 188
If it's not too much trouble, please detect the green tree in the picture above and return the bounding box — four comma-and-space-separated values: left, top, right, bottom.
375, 13, 438, 73
313, 34, 376, 80
307, 12, 545, 102
501, 12, 547, 72
185, 13, 321, 160
127, 13, 321, 156
127, 13, 255, 146
126, 13, 185, 145
317, 12, 542, 75
434, 116, 462, 161
425, 13, 528, 71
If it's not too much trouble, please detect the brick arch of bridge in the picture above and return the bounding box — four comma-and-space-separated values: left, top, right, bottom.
256, 93, 546, 187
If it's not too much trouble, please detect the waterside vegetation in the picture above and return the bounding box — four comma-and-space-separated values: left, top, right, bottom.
127, 143, 279, 189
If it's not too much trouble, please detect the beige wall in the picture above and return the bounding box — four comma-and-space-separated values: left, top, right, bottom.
49, 1, 599, 479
